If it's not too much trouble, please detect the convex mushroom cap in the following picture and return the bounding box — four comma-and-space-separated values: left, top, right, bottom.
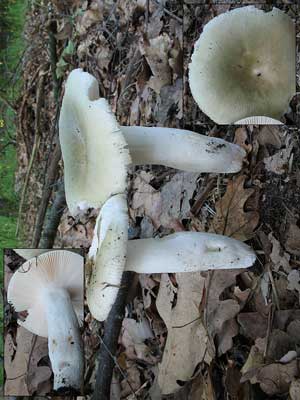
189, 6, 295, 124
60, 69, 246, 216
8, 250, 84, 390
86, 195, 256, 321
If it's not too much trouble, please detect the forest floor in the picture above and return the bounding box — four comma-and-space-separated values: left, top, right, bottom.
3, 1, 300, 399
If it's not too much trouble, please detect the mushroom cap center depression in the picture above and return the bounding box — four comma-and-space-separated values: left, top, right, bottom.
189, 7, 295, 123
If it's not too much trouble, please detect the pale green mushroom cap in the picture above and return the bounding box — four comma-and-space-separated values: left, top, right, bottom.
189, 6, 295, 124
59, 69, 131, 216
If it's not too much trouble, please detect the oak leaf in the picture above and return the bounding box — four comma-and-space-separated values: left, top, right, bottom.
210, 175, 259, 241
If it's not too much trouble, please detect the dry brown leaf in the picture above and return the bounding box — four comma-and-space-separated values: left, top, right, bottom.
140, 33, 172, 93
285, 223, 300, 256
269, 233, 291, 273
210, 175, 259, 241
264, 147, 293, 175
206, 270, 242, 356
290, 379, 300, 400
250, 361, 299, 396
234, 127, 252, 153
131, 171, 198, 231
156, 273, 212, 395
5, 327, 51, 396
287, 270, 300, 302
257, 126, 282, 149
76, 1, 104, 35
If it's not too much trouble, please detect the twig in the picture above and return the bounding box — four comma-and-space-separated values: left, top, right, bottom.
31, 22, 62, 247
31, 144, 61, 247
191, 177, 216, 216
92, 272, 135, 400
39, 181, 66, 248
263, 304, 274, 359
267, 263, 280, 310
16, 72, 45, 236
151, 0, 183, 24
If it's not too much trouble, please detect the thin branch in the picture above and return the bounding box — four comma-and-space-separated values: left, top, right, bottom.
92, 272, 135, 400
16, 72, 45, 236
39, 181, 66, 248
31, 144, 61, 247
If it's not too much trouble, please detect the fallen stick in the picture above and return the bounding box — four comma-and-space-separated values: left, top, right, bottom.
92, 271, 135, 400
39, 181, 66, 248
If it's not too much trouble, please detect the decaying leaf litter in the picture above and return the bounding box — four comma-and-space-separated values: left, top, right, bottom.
7, 0, 300, 398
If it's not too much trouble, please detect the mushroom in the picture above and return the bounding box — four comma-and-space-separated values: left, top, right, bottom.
86, 195, 256, 321
59, 69, 246, 216
189, 6, 295, 124
7, 250, 84, 391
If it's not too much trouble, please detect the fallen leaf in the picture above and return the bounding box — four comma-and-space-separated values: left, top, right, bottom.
251, 361, 299, 396
206, 270, 242, 355
156, 273, 212, 395
285, 223, 300, 256
257, 126, 282, 149
287, 270, 300, 302
5, 327, 51, 396
264, 147, 293, 175
210, 176, 259, 241
140, 33, 172, 93
131, 171, 198, 231
269, 233, 291, 273
290, 379, 300, 400
234, 127, 252, 153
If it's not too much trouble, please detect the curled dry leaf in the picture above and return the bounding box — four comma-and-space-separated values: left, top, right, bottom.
210, 175, 259, 241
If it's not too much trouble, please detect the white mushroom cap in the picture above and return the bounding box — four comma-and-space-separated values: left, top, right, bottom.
189, 6, 295, 124
234, 116, 284, 125
8, 250, 83, 337
59, 68, 131, 216
86, 193, 128, 322
125, 232, 256, 273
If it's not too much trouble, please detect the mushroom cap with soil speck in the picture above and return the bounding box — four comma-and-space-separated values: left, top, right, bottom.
189, 6, 295, 124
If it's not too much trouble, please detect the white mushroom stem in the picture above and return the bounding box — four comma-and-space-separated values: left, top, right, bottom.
42, 285, 83, 390
121, 126, 246, 173
125, 232, 256, 273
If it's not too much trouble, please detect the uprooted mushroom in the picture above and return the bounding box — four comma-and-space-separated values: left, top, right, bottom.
7, 250, 84, 391
189, 6, 295, 124
59, 69, 256, 322
86, 194, 256, 321
59, 68, 246, 216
